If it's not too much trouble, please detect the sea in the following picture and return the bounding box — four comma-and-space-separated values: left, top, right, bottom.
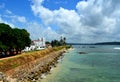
40, 45, 120, 82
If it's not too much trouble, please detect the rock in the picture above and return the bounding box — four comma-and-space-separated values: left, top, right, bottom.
0, 72, 18, 82
32, 79, 36, 82
78, 52, 87, 54
0, 72, 4, 81
40, 73, 46, 79
3, 79, 8, 82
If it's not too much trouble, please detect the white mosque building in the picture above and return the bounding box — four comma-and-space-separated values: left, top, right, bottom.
23, 37, 46, 51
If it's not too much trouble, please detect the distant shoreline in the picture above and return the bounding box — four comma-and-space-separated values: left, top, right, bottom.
67, 42, 120, 45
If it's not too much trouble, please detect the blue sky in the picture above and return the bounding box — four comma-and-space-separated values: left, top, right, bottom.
0, 0, 120, 43
43, 0, 80, 10
0, 0, 80, 22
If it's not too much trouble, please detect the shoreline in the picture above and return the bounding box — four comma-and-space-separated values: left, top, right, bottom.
0, 47, 68, 82
39, 48, 74, 82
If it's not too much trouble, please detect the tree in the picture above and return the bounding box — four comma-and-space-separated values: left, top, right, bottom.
12, 28, 31, 54
51, 40, 60, 47
60, 36, 66, 46
0, 23, 31, 57
45, 41, 50, 44
0, 23, 12, 51
63, 37, 66, 45
51, 40, 54, 47
60, 36, 64, 45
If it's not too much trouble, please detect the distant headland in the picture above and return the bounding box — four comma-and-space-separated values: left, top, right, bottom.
67, 42, 120, 45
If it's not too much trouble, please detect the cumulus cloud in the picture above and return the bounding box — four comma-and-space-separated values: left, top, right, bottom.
1, 0, 120, 43
30, 0, 120, 43
31, 0, 82, 41
25, 22, 60, 41
76, 0, 120, 42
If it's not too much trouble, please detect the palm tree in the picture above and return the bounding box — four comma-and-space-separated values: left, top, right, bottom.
63, 37, 66, 45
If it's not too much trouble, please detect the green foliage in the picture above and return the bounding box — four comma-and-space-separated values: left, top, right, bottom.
0, 23, 31, 56
51, 37, 66, 47
65, 45, 72, 49
45, 41, 50, 44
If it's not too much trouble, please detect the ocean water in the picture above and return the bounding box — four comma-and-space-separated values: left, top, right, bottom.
40, 45, 120, 82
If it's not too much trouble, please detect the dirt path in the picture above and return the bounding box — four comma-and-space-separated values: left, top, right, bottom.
0, 54, 23, 61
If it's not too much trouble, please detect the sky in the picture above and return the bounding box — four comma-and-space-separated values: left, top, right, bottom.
0, 0, 120, 43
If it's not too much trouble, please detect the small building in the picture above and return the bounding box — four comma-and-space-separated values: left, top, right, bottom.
23, 37, 46, 51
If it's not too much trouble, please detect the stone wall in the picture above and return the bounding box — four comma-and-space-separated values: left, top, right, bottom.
0, 49, 66, 82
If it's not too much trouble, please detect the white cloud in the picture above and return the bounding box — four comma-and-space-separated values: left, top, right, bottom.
25, 22, 60, 41
42, 26, 60, 41
1, 0, 120, 43
25, 22, 44, 39
3, 15, 27, 23
0, 7, 27, 29
30, 0, 120, 42
31, 3, 54, 25
0, 16, 15, 28
55, 8, 81, 34
76, 1, 88, 11
75, 0, 120, 42
17, 16, 26, 23
10, 15, 27, 23
31, 0, 82, 41
5, 10, 12, 14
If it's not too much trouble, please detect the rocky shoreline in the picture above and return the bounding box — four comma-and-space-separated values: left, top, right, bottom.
0, 49, 66, 82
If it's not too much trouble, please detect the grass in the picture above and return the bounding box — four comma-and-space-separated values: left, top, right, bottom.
0, 46, 66, 72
